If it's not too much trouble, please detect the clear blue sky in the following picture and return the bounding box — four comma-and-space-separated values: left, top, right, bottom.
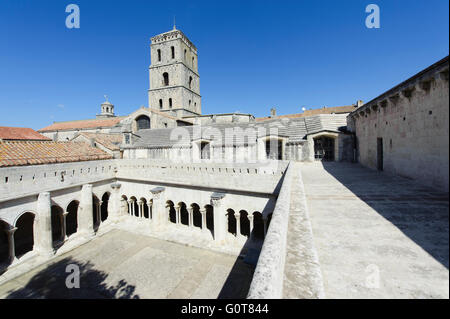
0, 0, 448, 130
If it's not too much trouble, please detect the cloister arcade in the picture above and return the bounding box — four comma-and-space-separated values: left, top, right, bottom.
121, 195, 272, 242
0, 191, 111, 268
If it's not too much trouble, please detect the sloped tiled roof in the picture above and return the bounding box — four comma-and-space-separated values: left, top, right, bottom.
255, 105, 356, 122
75, 132, 122, 151
127, 114, 348, 148
0, 127, 51, 141
38, 117, 125, 132
0, 141, 112, 167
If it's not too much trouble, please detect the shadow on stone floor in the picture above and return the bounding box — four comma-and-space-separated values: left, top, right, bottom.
321, 162, 449, 269
3, 257, 139, 299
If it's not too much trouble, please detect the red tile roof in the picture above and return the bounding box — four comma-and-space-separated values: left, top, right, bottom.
255, 105, 357, 122
0, 127, 51, 141
0, 141, 112, 167
38, 117, 125, 132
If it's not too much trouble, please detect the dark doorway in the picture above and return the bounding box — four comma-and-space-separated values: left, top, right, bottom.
377, 138, 383, 171
14, 213, 35, 258
314, 136, 335, 161
265, 139, 282, 160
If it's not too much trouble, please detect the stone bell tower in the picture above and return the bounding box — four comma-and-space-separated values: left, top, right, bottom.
96, 96, 115, 118
148, 26, 201, 117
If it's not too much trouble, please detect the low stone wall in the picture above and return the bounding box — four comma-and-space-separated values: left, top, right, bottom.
0, 160, 117, 202
247, 161, 294, 298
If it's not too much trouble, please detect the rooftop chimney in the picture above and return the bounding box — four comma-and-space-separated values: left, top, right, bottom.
270, 108, 276, 117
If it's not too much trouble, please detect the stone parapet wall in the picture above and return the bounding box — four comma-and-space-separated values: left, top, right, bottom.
247, 161, 294, 298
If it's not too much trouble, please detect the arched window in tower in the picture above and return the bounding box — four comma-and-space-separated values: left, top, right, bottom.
169, 98, 173, 108
136, 115, 150, 130
192, 57, 195, 68
189, 76, 193, 89
157, 49, 161, 62
171, 46, 175, 59
189, 100, 191, 107
184, 49, 187, 61
163, 72, 169, 86
159, 99, 163, 109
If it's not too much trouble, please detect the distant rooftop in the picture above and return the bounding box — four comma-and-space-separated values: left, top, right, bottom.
38, 117, 125, 132
0, 140, 112, 167
255, 105, 357, 122
0, 127, 51, 141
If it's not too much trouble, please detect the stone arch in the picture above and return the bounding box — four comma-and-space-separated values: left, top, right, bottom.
66, 200, 79, 237
178, 202, 188, 225
0, 219, 10, 264
166, 200, 176, 223
312, 133, 337, 161
136, 115, 151, 130
14, 212, 35, 258
140, 197, 149, 219
121, 195, 129, 215
92, 195, 100, 229
226, 209, 237, 236
253, 211, 264, 239
130, 196, 139, 217
101, 192, 110, 222
51, 205, 63, 245
191, 203, 201, 228
204, 204, 214, 237
163, 72, 169, 86
239, 210, 250, 237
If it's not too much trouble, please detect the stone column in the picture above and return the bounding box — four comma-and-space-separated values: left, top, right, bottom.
150, 187, 165, 227
61, 212, 68, 241
147, 202, 153, 220
137, 201, 143, 218
110, 182, 122, 222
96, 201, 102, 226
36, 192, 54, 257
127, 200, 133, 216
78, 184, 95, 238
175, 206, 181, 225
5, 226, 18, 264
211, 192, 226, 243
234, 212, 241, 237
200, 209, 207, 231
188, 208, 193, 227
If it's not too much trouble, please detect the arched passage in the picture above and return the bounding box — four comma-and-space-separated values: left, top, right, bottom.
227, 209, 236, 236
121, 195, 129, 215
140, 198, 149, 219
101, 192, 110, 222
51, 205, 63, 245
92, 195, 100, 229
167, 201, 176, 224
0, 220, 9, 264
66, 201, 79, 237
239, 210, 250, 237
178, 202, 188, 225
205, 205, 214, 237
130, 197, 139, 217
191, 203, 201, 228
313, 135, 336, 161
14, 212, 35, 258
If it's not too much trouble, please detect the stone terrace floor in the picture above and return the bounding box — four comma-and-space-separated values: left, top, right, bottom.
0, 229, 254, 299
302, 162, 449, 298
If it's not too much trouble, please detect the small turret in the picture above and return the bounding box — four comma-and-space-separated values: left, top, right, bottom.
97, 96, 116, 118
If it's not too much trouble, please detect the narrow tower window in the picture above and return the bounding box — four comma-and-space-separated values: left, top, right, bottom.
192, 57, 195, 68
171, 46, 175, 59
157, 49, 161, 62
189, 76, 193, 89
159, 99, 163, 109
184, 49, 187, 61
169, 98, 173, 108
163, 72, 169, 86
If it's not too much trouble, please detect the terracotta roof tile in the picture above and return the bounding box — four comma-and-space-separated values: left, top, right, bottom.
0, 127, 51, 141
0, 141, 112, 167
38, 117, 125, 132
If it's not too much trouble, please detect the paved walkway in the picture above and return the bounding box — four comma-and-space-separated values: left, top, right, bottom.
301, 162, 449, 298
0, 229, 254, 299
